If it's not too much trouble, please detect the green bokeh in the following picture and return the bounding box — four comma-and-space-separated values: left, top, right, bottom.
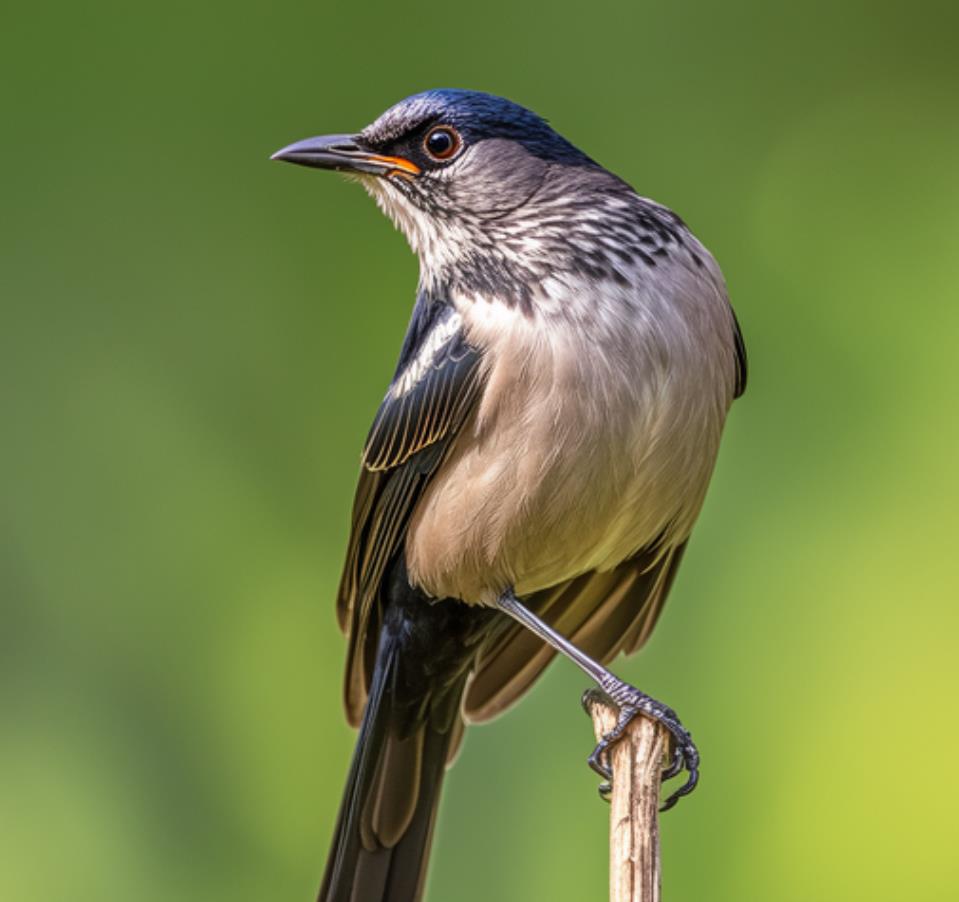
3, 2, 958, 900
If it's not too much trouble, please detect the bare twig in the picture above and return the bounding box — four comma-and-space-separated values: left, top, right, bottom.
585, 693, 667, 902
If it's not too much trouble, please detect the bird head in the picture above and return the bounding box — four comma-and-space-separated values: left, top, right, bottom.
273, 90, 624, 293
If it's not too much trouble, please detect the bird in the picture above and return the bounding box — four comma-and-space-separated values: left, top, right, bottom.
272, 89, 746, 902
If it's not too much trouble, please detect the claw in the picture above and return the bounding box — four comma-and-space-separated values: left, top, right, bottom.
661, 742, 683, 781
587, 740, 614, 782
584, 677, 701, 812
656, 719, 699, 812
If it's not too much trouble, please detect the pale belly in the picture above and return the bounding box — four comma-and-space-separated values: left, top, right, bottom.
404, 305, 734, 605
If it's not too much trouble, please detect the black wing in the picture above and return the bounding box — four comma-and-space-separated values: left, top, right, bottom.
731, 304, 748, 399
336, 297, 484, 725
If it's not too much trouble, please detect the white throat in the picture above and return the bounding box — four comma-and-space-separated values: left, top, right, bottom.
356, 176, 470, 292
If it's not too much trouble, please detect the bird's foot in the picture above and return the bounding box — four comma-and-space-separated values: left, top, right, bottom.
581, 681, 699, 812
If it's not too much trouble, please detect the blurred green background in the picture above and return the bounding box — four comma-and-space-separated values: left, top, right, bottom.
3, 1, 958, 900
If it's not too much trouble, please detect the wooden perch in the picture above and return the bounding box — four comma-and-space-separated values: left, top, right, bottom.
585, 693, 668, 902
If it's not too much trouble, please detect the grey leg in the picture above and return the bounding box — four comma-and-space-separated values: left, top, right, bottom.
495, 589, 699, 812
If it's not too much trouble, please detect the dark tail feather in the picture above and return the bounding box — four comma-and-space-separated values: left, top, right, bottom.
318, 601, 472, 902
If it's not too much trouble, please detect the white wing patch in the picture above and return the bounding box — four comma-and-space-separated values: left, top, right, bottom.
392, 309, 463, 399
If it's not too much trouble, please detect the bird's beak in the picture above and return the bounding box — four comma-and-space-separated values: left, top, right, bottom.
270, 134, 421, 177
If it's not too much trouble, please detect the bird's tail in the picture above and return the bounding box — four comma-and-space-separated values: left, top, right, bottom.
318, 598, 475, 902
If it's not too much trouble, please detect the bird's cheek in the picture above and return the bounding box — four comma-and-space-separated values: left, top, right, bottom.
448, 140, 547, 218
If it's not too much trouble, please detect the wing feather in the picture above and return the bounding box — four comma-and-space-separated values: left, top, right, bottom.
363, 306, 478, 472
336, 298, 484, 725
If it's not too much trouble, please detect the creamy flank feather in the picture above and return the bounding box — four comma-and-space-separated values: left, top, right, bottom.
406, 250, 737, 604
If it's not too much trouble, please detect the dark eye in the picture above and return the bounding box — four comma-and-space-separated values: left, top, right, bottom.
424, 126, 461, 161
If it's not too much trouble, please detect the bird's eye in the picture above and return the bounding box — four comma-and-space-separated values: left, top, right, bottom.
424, 126, 461, 161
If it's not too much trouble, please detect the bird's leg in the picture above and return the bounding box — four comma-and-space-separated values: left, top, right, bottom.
495, 589, 699, 812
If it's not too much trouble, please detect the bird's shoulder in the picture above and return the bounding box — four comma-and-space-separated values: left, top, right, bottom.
363, 293, 483, 472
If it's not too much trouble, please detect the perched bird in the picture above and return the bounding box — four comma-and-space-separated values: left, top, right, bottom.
273, 89, 746, 902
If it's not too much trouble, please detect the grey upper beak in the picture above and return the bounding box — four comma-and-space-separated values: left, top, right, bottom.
271, 134, 421, 176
